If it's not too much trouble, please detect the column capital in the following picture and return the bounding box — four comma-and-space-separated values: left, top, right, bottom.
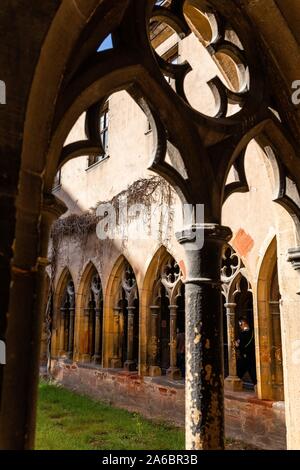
176, 223, 232, 287
224, 302, 237, 309
83, 307, 91, 317
37, 256, 50, 267
176, 223, 232, 248
42, 192, 67, 222
168, 304, 178, 316
287, 247, 300, 271
127, 306, 136, 312
149, 305, 160, 310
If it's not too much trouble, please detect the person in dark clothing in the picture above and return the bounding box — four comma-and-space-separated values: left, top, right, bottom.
176, 328, 185, 378
235, 317, 257, 385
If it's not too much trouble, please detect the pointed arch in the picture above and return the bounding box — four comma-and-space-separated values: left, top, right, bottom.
51, 267, 75, 359
221, 245, 256, 389
75, 261, 103, 364
103, 255, 139, 371
141, 245, 184, 378
40, 270, 51, 367
256, 236, 284, 401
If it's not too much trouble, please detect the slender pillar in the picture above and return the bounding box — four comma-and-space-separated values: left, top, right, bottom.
110, 307, 122, 368
67, 306, 75, 359
59, 307, 66, 356
176, 223, 232, 450
270, 300, 284, 400
93, 307, 102, 363
167, 305, 180, 379
81, 307, 91, 362
149, 305, 161, 376
224, 303, 243, 391
124, 306, 136, 371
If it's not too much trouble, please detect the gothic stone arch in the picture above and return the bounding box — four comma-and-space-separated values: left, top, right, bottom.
2, 0, 300, 451
75, 262, 103, 364
256, 236, 284, 402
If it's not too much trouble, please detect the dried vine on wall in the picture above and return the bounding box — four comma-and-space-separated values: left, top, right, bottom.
44, 176, 175, 369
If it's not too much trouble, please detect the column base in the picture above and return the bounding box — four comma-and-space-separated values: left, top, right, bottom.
166, 367, 181, 380
149, 365, 162, 377
73, 352, 81, 362
124, 360, 137, 372
110, 357, 122, 368
92, 354, 101, 364
66, 351, 74, 361
80, 353, 92, 363
225, 375, 243, 391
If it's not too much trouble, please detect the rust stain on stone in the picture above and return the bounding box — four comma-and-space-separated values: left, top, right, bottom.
179, 259, 186, 280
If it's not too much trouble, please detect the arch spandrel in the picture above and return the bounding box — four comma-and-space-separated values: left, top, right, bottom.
41, 0, 295, 223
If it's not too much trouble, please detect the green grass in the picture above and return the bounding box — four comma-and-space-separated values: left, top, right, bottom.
36, 381, 185, 450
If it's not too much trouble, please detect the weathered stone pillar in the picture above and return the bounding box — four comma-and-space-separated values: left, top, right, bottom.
224, 302, 243, 391
0, 193, 15, 408
81, 307, 91, 362
93, 307, 102, 363
110, 307, 122, 368
167, 305, 180, 379
124, 306, 136, 371
59, 307, 66, 355
269, 300, 284, 400
67, 306, 75, 359
0, 192, 66, 449
149, 305, 161, 376
176, 223, 231, 450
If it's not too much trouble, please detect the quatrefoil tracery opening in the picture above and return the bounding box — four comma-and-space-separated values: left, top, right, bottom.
149, 0, 250, 118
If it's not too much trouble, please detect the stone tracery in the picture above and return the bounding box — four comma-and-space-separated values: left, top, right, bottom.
1, 0, 300, 452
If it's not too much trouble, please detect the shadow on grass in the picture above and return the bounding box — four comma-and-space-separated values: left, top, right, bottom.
36, 380, 258, 451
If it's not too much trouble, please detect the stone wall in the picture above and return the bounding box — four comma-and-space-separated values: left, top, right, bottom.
50, 359, 286, 450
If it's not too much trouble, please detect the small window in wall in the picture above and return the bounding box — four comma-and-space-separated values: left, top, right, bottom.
53, 169, 62, 189
88, 103, 109, 167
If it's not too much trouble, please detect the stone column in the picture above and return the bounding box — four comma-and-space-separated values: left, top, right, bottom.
0, 192, 66, 449
67, 306, 75, 359
167, 305, 180, 379
0, 193, 15, 408
269, 300, 284, 400
149, 305, 161, 376
58, 307, 66, 355
93, 307, 102, 363
81, 307, 91, 362
224, 302, 243, 391
110, 307, 122, 368
124, 306, 136, 371
176, 223, 232, 450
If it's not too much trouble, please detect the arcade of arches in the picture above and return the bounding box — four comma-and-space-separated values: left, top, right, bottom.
49, 243, 284, 397
1, 0, 300, 452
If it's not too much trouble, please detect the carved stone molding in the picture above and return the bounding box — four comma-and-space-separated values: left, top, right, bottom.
121, 263, 138, 307
287, 247, 300, 271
